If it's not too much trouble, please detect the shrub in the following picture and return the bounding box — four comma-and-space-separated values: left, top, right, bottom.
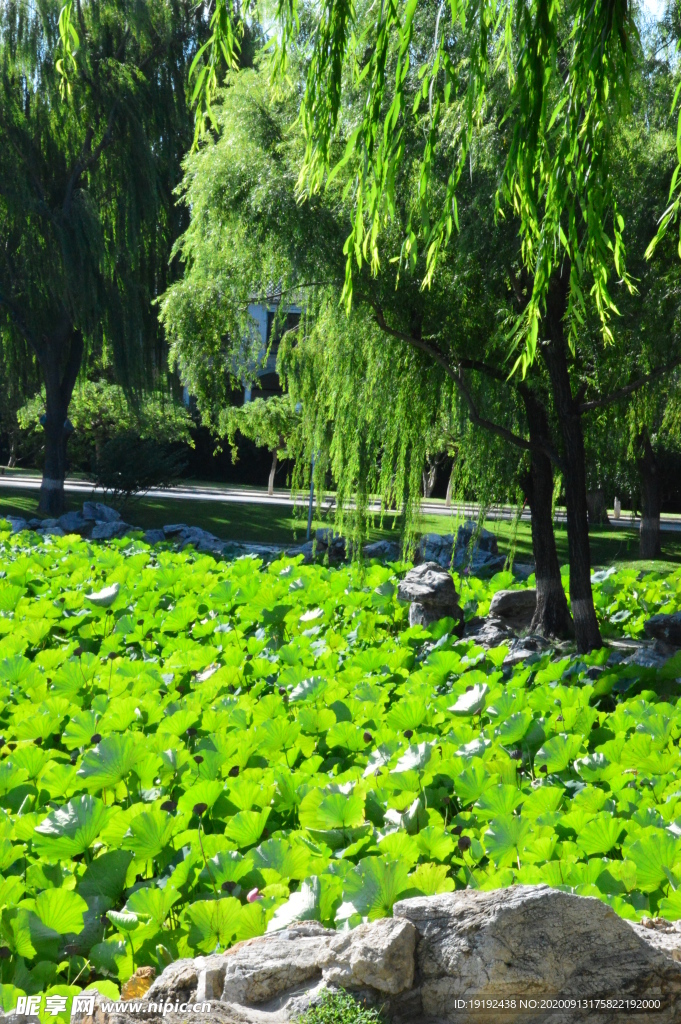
296, 990, 385, 1024
95, 433, 187, 505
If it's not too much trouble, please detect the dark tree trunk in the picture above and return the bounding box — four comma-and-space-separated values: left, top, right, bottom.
542, 274, 602, 653
520, 389, 573, 638
638, 432, 661, 559
268, 449, 278, 497
586, 488, 610, 525
38, 323, 83, 516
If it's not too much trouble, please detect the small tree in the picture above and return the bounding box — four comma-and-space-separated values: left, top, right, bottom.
221, 395, 300, 495
18, 379, 194, 475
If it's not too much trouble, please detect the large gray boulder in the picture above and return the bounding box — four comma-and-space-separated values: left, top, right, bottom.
58, 510, 94, 536
91, 521, 131, 540
70, 887, 681, 1024
416, 523, 506, 573
645, 612, 681, 646
453, 520, 506, 573
489, 588, 537, 630
363, 539, 401, 562
83, 501, 121, 523
397, 562, 464, 633
392, 885, 681, 1022
5, 516, 28, 534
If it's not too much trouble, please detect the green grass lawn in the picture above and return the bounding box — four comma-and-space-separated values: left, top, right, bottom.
2, 484, 681, 569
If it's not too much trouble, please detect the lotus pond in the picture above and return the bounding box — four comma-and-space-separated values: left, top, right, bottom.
1, 522, 681, 1017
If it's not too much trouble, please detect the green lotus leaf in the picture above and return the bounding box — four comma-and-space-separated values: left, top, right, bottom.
247, 838, 312, 882
86, 584, 120, 608
224, 808, 270, 847
77, 850, 134, 907
177, 780, 225, 816
121, 808, 176, 860
575, 815, 625, 857
409, 862, 455, 896
33, 796, 111, 861
484, 815, 532, 866
77, 734, 146, 792
386, 698, 428, 733
200, 849, 250, 889
475, 785, 524, 820
414, 826, 456, 862
267, 876, 323, 931
496, 710, 533, 745
299, 788, 365, 831
377, 832, 420, 867
535, 733, 583, 774
186, 897, 243, 953
454, 761, 494, 806
449, 683, 489, 717
626, 834, 681, 893
34, 889, 87, 934
391, 742, 435, 774
337, 858, 411, 921
125, 885, 180, 928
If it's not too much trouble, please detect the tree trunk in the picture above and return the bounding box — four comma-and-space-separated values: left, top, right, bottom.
445, 465, 454, 507
520, 388, 573, 638
586, 488, 610, 526
638, 432, 661, 559
38, 324, 83, 516
268, 449, 278, 497
542, 274, 602, 653
422, 457, 438, 499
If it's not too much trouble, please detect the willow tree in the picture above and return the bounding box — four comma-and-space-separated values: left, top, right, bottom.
0, 0, 204, 513
160, 63, 574, 639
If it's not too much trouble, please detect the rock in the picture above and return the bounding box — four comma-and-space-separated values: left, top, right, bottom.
464, 616, 516, 648
503, 635, 551, 667
623, 640, 676, 669
456, 519, 499, 555
27, 518, 43, 529
645, 612, 681, 646
5, 516, 28, 533
58, 510, 94, 536
363, 539, 401, 561
319, 917, 415, 995
176, 526, 225, 555
83, 501, 121, 523
315, 528, 347, 560
453, 521, 507, 573
95, 886, 681, 1024
142, 919, 415, 1023
288, 540, 315, 562
398, 562, 464, 633
38, 527, 65, 538
163, 523, 189, 538
417, 533, 456, 568
632, 918, 681, 963
417, 524, 506, 574
392, 885, 681, 1023
39, 518, 59, 529
489, 588, 537, 629
143, 529, 166, 545
91, 521, 131, 540
513, 562, 535, 581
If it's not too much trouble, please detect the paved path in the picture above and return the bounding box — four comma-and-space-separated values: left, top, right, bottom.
2, 473, 680, 531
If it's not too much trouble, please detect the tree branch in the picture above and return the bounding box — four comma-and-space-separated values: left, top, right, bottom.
364, 296, 560, 463
63, 105, 118, 218
579, 358, 681, 412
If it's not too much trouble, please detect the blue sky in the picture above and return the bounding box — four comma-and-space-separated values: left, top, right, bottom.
642, 0, 666, 18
